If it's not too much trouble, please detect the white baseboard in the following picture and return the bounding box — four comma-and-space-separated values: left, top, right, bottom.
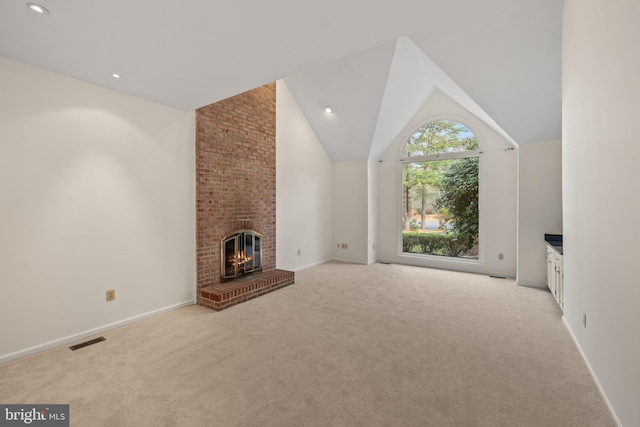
0, 299, 195, 365
562, 317, 623, 427
330, 257, 367, 265
287, 258, 333, 272
515, 279, 547, 289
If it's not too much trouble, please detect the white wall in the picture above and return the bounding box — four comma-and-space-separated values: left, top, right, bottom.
378, 90, 517, 277
0, 57, 196, 363
517, 140, 562, 287
332, 161, 370, 264
563, 1, 640, 426
275, 81, 333, 271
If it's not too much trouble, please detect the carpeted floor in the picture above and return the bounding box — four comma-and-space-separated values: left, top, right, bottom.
0, 262, 615, 426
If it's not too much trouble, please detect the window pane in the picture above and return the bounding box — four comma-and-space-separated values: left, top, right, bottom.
402, 157, 478, 260
402, 120, 478, 157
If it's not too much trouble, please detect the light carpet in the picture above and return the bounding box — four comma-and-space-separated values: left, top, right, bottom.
0, 262, 615, 426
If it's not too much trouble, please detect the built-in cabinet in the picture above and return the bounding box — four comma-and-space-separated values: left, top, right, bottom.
546, 244, 563, 311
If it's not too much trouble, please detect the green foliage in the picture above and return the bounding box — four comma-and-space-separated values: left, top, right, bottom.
436, 157, 479, 252
402, 233, 421, 253
402, 120, 478, 235
402, 121, 478, 157
402, 232, 471, 257
438, 234, 471, 257
437, 207, 451, 229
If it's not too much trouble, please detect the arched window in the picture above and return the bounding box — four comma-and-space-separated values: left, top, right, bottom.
400, 120, 480, 260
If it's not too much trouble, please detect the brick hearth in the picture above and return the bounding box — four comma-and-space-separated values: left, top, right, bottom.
197, 269, 295, 311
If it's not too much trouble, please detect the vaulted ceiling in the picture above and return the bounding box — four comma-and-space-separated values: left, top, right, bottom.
0, 0, 563, 161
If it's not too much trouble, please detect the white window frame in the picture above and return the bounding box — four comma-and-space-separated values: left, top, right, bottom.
397, 127, 485, 266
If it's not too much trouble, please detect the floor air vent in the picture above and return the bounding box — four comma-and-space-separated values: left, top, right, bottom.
69, 336, 106, 351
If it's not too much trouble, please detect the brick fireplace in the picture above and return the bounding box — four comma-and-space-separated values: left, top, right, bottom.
196, 83, 294, 311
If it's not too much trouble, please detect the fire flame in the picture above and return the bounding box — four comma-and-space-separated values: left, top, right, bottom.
228, 250, 253, 271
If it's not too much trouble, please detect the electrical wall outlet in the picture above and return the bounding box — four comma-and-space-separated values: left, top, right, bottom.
297, 249, 301, 255
498, 253, 504, 260
583, 312, 587, 328
106, 289, 115, 302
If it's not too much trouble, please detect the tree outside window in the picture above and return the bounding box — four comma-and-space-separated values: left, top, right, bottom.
401, 120, 479, 259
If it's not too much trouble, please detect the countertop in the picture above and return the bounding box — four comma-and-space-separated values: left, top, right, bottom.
545, 233, 563, 255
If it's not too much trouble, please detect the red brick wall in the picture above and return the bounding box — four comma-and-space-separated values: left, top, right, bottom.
196, 83, 276, 289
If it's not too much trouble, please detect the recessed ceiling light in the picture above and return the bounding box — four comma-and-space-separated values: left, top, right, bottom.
324, 106, 333, 114
111, 73, 121, 79
27, 3, 49, 14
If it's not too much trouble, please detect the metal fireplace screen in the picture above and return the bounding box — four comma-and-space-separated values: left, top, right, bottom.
221, 230, 262, 280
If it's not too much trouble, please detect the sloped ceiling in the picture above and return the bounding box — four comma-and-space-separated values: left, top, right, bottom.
284, 42, 396, 162
368, 39, 438, 162
0, 0, 563, 161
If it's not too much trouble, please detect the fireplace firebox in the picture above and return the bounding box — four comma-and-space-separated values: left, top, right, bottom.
221, 230, 262, 281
